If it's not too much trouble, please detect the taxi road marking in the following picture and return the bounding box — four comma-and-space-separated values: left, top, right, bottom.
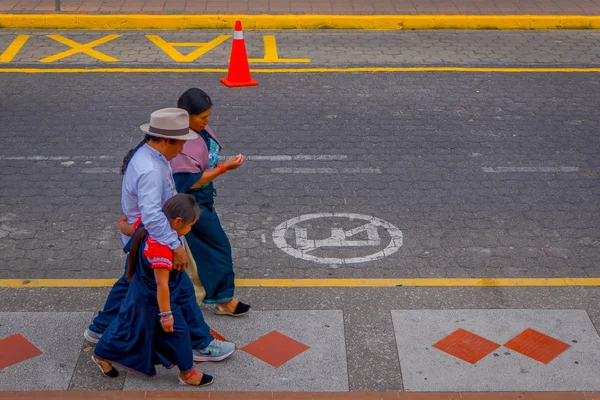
39, 34, 121, 63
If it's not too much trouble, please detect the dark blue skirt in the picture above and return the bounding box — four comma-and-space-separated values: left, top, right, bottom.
94, 232, 194, 376
186, 183, 235, 304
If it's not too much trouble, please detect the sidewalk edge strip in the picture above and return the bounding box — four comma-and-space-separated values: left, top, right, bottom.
1, 14, 599, 30
1, 278, 599, 288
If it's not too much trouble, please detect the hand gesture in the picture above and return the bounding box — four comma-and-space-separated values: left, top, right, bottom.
223, 154, 244, 172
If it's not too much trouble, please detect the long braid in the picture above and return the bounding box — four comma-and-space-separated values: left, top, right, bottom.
121, 136, 150, 175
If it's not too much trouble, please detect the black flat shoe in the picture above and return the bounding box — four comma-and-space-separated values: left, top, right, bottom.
179, 370, 214, 387
92, 356, 119, 378
215, 301, 251, 317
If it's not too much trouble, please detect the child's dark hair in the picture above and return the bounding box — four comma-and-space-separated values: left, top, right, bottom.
126, 194, 200, 280
177, 88, 213, 116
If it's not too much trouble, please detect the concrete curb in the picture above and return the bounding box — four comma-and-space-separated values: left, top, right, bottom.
0, 14, 599, 30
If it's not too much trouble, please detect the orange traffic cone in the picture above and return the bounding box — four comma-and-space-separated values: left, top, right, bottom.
220, 21, 258, 88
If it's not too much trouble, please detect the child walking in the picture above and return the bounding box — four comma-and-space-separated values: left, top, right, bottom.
92, 193, 215, 386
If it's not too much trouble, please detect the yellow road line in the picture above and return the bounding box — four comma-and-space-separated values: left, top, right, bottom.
0, 34, 29, 63
0, 67, 600, 74
1, 278, 600, 288
248, 35, 311, 63
0, 14, 599, 30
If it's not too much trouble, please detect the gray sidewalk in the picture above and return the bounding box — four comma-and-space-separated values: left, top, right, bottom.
1, 286, 600, 392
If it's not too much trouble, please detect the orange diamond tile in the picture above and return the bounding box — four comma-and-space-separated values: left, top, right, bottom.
210, 329, 228, 343
242, 330, 310, 367
433, 328, 500, 364
0, 333, 42, 368
504, 328, 571, 364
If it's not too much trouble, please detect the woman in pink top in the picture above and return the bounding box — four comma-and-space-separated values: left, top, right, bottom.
170, 88, 250, 317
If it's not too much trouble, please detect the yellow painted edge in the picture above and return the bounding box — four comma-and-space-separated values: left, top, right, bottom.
0, 14, 599, 30
1, 278, 600, 288
1, 67, 600, 74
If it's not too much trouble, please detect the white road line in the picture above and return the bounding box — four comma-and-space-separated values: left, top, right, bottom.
82, 166, 378, 175
482, 166, 580, 173
0, 156, 70, 161
224, 155, 348, 161
72, 156, 116, 160
0, 155, 116, 161
83, 167, 119, 174
272, 167, 381, 174
291, 155, 348, 161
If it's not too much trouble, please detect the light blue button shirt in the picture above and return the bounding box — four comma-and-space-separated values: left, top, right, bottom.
121, 144, 181, 250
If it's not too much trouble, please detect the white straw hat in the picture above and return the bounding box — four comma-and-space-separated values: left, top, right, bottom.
140, 108, 199, 140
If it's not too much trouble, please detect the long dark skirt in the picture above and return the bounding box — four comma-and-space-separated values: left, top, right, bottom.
94, 232, 197, 376
186, 185, 235, 305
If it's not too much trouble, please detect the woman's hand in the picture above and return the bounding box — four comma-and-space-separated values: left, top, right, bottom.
160, 317, 174, 333
223, 154, 244, 171
117, 216, 135, 236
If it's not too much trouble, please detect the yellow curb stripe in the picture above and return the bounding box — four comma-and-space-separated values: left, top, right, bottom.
1, 67, 600, 74
1, 278, 600, 288
0, 14, 599, 30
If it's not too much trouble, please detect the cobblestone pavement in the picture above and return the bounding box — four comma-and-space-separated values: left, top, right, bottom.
1, 30, 600, 67
1, 25, 600, 396
0, 70, 598, 280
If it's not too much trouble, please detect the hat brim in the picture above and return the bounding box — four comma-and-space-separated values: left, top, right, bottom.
140, 124, 199, 141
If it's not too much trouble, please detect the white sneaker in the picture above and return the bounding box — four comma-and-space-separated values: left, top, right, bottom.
84, 329, 103, 344
193, 339, 235, 362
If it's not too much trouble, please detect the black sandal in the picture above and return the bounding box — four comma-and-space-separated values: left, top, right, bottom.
178, 370, 214, 387
92, 355, 119, 378
215, 301, 251, 317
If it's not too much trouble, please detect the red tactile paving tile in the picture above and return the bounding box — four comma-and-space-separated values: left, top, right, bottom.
461, 394, 587, 400
209, 328, 228, 343
210, 393, 277, 400
242, 330, 310, 368
145, 392, 210, 399
433, 328, 501, 364
310, 394, 400, 399
397, 394, 460, 400
0, 333, 42, 369
0, 392, 598, 399
504, 328, 571, 364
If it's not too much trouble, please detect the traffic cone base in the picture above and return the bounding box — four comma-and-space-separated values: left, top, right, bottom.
220, 77, 258, 88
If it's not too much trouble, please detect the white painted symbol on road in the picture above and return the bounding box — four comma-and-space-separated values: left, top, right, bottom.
272, 213, 403, 264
